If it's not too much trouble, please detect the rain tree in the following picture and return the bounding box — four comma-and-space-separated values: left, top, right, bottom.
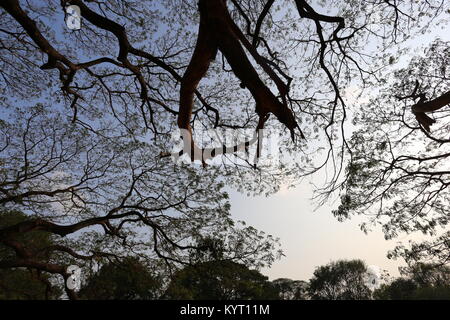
1, 0, 449, 299
271, 278, 309, 300
1, 0, 446, 189
0, 210, 62, 299
308, 259, 372, 300
334, 39, 450, 266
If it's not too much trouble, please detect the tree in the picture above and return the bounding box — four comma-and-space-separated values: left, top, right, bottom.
164, 260, 278, 300
374, 263, 450, 300
402, 263, 450, 288
271, 278, 309, 300
0, 210, 61, 299
375, 280, 450, 300
1, 0, 446, 186
373, 278, 417, 300
308, 259, 372, 300
79, 257, 162, 300
0, 267, 62, 300
412, 286, 450, 300
333, 39, 450, 266
0, 105, 280, 299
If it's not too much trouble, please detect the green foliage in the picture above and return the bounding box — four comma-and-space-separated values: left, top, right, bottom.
271, 278, 309, 300
0, 210, 61, 299
164, 260, 278, 300
0, 268, 61, 300
374, 281, 450, 300
308, 259, 371, 300
374, 263, 450, 300
412, 286, 450, 300
374, 278, 417, 300
402, 263, 450, 287
0, 210, 53, 260
79, 257, 162, 300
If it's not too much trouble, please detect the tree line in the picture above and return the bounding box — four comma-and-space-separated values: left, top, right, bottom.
1, 210, 448, 300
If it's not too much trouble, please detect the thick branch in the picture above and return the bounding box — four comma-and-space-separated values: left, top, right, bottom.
412, 90, 450, 113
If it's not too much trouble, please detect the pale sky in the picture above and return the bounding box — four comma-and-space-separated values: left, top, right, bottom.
230, 181, 408, 281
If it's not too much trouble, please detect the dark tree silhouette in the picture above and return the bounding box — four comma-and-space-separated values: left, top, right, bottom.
308, 259, 371, 300
335, 40, 450, 266
0, 106, 280, 299
0, 210, 62, 299
164, 260, 278, 300
374, 263, 450, 300
373, 278, 418, 300
271, 278, 309, 300
79, 257, 162, 300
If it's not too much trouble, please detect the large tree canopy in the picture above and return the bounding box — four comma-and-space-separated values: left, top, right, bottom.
374, 263, 450, 300
0, 0, 449, 299
164, 259, 278, 299
335, 39, 450, 266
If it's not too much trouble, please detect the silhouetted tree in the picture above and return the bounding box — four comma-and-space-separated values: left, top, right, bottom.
0, 105, 281, 299
402, 263, 450, 288
1, 0, 449, 300
308, 259, 371, 300
0, 210, 62, 299
79, 257, 162, 300
373, 278, 417, 300
164, 260, 278, 300
334, 39, 450, 266
271, 278, 309, 300
412, 286, 450, 300
374, 263, 450, 300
